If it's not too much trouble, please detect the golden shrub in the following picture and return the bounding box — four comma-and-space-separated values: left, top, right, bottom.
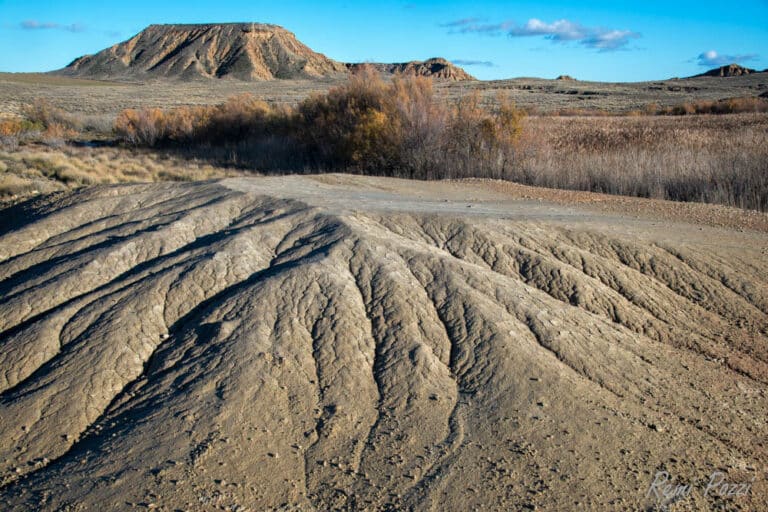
0, 119, 26, 136
113, 72, 527, 178
115, 108, 167, 146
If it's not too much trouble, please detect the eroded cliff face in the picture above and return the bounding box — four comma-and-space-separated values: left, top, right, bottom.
347, 58, 476, 81
56, 24, 476, 82
59, 23, 348, 81
0, 176, 766, 510
695, 64, 758, 78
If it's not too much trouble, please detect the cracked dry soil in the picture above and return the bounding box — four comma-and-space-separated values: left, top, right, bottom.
0, 175, 766, 511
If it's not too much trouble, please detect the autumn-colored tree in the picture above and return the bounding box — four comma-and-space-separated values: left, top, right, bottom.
298, 68, 400, 170
388, 75, 447, 178
113, 71, 527, 178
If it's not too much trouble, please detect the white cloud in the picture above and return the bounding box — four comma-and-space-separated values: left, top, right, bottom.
442, 18, 514, 35
444, 17, 640, 51
20, 20, 85, 33
508, 19, 639, 50
452, 59, 495, 67
508, 19, 587, 41
696, 50, 757, 67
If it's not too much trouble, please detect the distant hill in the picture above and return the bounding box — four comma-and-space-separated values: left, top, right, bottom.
54, 24, 474, 82
346, 58, 475, 81
54, 23, 348, 81
694, 64, 758, 78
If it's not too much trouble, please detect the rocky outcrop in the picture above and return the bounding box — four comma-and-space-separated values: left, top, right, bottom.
695, 63, 757, 77
55, 23, 348, 81
347, 58, 475, 81
54, 25, 474, 83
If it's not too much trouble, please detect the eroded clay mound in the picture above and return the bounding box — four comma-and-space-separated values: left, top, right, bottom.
0, 178, 766, 510
346, 58, 476, 81
56, 23, 348, 81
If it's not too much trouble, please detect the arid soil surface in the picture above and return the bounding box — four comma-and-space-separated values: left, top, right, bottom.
0, 175, 766, 511
1, 71, 766, 117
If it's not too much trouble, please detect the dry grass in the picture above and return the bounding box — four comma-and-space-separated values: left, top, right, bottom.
109, 75, 767, 211
513, 114, 768, 211
0, 73, 336, 118
0, 144, 241, 204
0, 73, 122, 86
2, 72, 767, 211
644, 96, 768, 116
2, 71, 766, 118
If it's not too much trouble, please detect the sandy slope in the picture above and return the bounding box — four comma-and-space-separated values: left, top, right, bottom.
0, 175, 766, 511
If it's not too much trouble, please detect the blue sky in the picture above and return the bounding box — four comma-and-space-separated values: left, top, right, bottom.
0, 0, 766, 81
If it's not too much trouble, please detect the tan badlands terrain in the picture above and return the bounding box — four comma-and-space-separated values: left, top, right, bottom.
345, 59, 475, 81
57, 23, 350, 81
695, 64, 758, 78
54, 23, 473, 83
0, 175, 766, 511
